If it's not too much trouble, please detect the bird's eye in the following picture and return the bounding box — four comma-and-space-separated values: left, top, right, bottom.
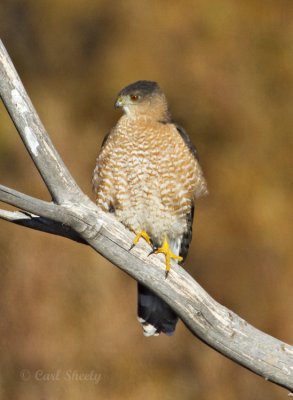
130, 94, 139, 101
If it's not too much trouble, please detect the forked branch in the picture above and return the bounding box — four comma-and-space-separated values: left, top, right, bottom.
0, 40, 292, 392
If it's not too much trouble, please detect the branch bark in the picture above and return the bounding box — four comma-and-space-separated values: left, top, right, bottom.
0, 40, 292, 392
0, 209, 85, 243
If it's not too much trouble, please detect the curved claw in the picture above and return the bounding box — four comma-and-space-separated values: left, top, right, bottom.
155, 238, 183, 277
130, 230, 152, 251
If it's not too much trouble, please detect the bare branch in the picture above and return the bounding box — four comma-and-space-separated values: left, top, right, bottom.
80, 212, 293, 392
0, 183, 100, 237
0, 209, 85, 243
0, 40, 87, 205
0, 184, 62, 219
0, 40, 292, 392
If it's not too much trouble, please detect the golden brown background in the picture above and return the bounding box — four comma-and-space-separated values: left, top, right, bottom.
0, 1, 292, 399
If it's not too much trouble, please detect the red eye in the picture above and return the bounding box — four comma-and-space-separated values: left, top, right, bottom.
130, 94, 139, 101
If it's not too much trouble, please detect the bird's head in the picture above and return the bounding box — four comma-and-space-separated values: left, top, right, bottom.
114, 80, 170, 122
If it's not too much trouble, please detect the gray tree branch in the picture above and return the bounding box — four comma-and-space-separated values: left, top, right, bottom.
0, 40, 292, 392
0, 209, 85, 243
0, 41, 87, 205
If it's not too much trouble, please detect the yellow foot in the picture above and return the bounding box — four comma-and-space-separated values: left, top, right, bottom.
130, 230, 152, 251
155, 238, 183, 278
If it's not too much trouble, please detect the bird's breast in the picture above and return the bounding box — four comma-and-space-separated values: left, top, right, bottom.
99, 118, 198, 242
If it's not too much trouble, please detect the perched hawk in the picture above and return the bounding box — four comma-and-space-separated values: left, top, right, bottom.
93, 81, 207, 336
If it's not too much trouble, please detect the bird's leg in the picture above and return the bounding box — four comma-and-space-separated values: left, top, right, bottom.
155, 238, 183, 278
130, 230, 152, 251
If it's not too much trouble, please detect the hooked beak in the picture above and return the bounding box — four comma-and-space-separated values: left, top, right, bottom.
114, 96, 124, 109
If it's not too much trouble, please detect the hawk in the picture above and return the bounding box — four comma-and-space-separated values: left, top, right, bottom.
93, 81, 207, 336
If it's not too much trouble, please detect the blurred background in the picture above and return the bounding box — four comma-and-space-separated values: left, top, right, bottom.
0, 0, 292, 399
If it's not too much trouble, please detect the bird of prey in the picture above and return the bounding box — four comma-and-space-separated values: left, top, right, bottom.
93, 80, 207, 336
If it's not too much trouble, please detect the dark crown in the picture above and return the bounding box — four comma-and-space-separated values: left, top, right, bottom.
118, 81, 161, 97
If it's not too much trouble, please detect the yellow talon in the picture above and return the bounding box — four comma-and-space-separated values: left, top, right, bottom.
132, 230, 152, 246
155, 238, 183, 277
